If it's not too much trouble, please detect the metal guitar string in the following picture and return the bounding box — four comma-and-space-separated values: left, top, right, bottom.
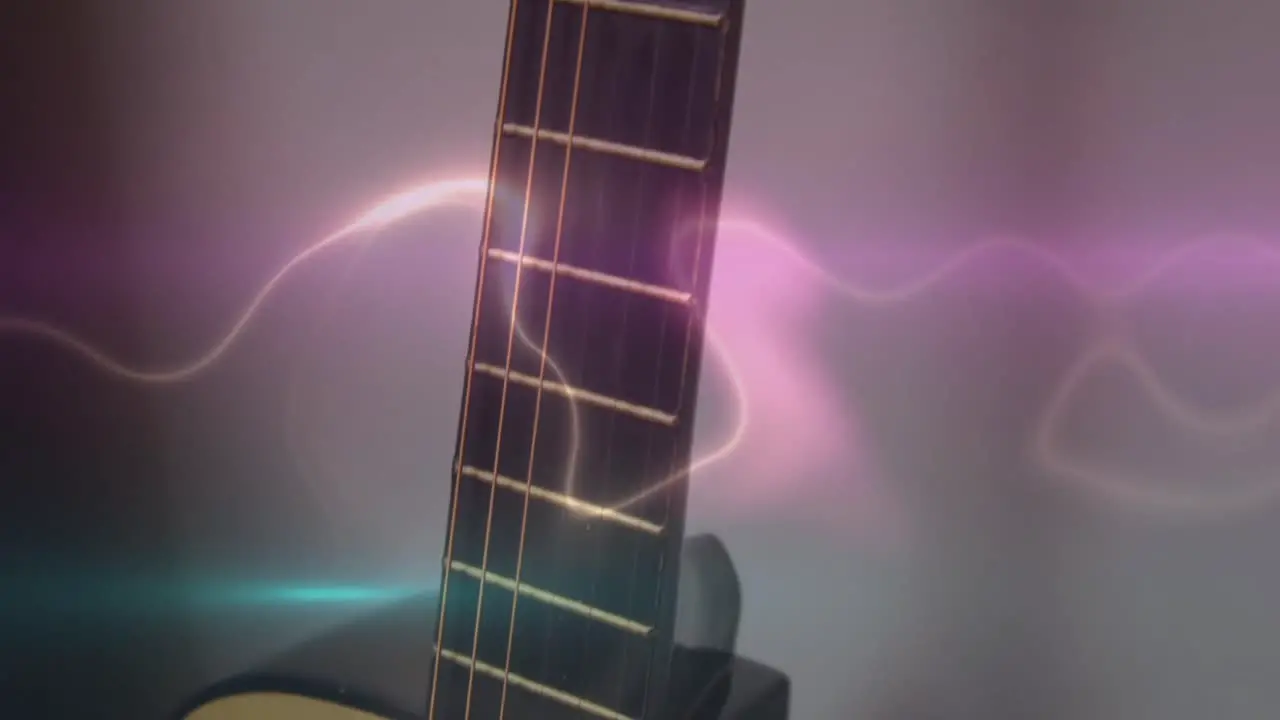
458, 0, 560, 716
426, 2, 525, 717
497, 0, 591, 716
631, 8, 711, 713
624, 10, 733, 715
606, 17, 730, 589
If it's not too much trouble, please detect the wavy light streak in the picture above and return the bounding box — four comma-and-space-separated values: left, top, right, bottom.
6, 174, 1280, 520
1033, 338, 1280, 517
742, 226, 1280, 519
0, 176, 751, 514
0, 178, 488, 384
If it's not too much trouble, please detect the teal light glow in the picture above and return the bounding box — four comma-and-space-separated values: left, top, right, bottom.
222, 582, 428, 607
5, 570, 439, 617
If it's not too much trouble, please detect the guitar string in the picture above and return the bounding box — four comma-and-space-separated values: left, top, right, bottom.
497, 0, 591, 716
629, 12, 723, 714
578, 13, 622, 708
644, 14, 731, 712
568, 9, 691, 713
426, 2, 524, 717
663, 24, 746, 715
459, 0, 561, 716
517, 4, 598, 708
613, 11, 686, 714
608, 10, 734, 525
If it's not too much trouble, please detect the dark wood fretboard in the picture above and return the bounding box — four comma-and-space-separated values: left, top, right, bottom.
431, 2, 744, 718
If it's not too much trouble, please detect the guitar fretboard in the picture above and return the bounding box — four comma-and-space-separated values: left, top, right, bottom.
432, 2, 744, 718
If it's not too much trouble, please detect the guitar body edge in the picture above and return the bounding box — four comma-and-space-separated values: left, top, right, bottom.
174, 646, 790, 720
173, 674, 416, 720
182, 692, 393, 720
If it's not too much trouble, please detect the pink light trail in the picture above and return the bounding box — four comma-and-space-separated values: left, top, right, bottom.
4, 174, 1280, 522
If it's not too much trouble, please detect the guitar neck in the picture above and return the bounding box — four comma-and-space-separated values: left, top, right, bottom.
431, 2, 745, 718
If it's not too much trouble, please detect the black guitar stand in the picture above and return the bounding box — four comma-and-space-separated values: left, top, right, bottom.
660, 645, 790, 719
191, 535, 789, 719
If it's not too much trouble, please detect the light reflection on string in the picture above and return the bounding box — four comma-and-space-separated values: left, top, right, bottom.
4, 174, 1280, 519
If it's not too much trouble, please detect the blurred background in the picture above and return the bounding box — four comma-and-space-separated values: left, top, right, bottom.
5, 0, 1280, 717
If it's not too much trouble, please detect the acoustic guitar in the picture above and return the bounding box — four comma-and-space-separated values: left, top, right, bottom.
178, 1, 782, 717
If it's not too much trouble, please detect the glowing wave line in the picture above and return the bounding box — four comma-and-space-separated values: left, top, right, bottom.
0, 178, 489, 384
6, 174, 1280, 518
723, 220, 1280, 517
721, 220, 1280, 433
1033, 339, 1280, 516
726, 224, 1280, 306
0, 176, 748, 514
272, 182, 596, 502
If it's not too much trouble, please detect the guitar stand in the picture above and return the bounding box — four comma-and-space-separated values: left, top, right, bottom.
664, 534, 790, 718
661, 644, 790, 719
177, 536, 789, 719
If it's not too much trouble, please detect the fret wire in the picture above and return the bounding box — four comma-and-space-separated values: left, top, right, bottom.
428, 1, 524, 717
466, 0, 564, 716
558, 0, 724, 27
440, 3, 743, 716
461, 465, 664, 535
487, 248, 693, 305
473, 362, 677, 426
449, 560, 653, 636
502, 123, 706, 172
436, 647, 634, 720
